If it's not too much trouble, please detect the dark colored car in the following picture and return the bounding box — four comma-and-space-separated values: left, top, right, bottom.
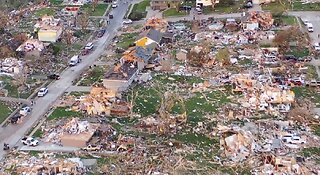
10, 114, 21, 124
283, 55, 297, 61
47, 74, 60, 80
179, 6, 192, 11
97, 29, 106, 38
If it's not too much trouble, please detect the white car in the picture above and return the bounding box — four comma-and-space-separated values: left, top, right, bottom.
303, 19, 309, 26
238, 55, 252, 59
122, 19, 133, 25
85, 42, 94, 50
314, 42, 320, 51
38, 87, 48, 97
19, 105, 31, 116
284, 136, 306, 144
21, 137, 39, 146
112, 2, 117, 8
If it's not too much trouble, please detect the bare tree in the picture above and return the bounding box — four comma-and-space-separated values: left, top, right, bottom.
215, 48, 230, 65
0, 11, 8, 31
77, 12, 89, 31
92, 0, 99, 12
0, 45, 15, 58
14, 33, 28, 44
62, 29, 73, 45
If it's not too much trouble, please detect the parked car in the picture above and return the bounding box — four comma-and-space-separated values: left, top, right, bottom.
85, 42, 94, 50
314, 42, 320, 51
69, 55, 80, 66
179, 6, 191, 11
97, 29, 106, 38
37, 87, 48, 97
19, 105, 31, 116
47, 74, 60, 80
21, 137, 39, 146
10, 114, 22, 124
82, 145, 102, 151
112, 1, 117, 8
283, 55, 297, 61
122, 19, 133, 25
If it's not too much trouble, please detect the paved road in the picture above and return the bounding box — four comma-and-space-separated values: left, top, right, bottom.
66, 86, 92, 92
165, 12, 242, 22
0, 3, 129, 159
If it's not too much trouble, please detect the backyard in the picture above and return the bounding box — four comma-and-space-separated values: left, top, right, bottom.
0, 102, 13, 124
48, 107, 83, 120
116, 32, 138, 49
34, 8, 55, 17
82, 4, 109, 16
262, 0, 320, 12
203, 0, 245, 14
163, 8, 187, 17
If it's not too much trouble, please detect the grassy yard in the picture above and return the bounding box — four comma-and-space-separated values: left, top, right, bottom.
78, 66, 106, 86
49, 0, 63, 5
116, 33, 138, 49
34, 8, 56, 17
203, 0, 245, 14
285, 47, 309, 57
48, 107, 82, 120
32, 129, 44, 138
132, 0, 150, 13
280, 16, 297, 25
0, 102, 13, 124
262, 0, 320, 12
163, 8, 187, 17
83, 4, 109, 16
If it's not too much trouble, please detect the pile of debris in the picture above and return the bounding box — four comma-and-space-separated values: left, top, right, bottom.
242, 11, 274, 30
42, 118, 99, 147
0, 153, 86, 174
71, 87, 129, 116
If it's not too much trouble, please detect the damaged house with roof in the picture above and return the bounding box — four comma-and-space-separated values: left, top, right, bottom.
135, 29, 163, 47
34, 15, 63, 43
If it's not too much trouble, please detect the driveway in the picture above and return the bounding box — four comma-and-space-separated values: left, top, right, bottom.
0, 3, 129, 159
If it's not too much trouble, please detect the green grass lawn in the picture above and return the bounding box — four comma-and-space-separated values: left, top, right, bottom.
203, 0, 245, 14
83, 4, 109, 16
280, 16, 297, 25
32, 129, 44, 138
34, 8, 56, 17
262, 0, 320, 12
163, 8, 187, 17
116, 33, 138, 49
0, 102, 13, 124
49, 0, 63, 5
132, 0, 150, 13
48, 107, 83, 120
79, 66, 106, 86
285, 47, 309, 57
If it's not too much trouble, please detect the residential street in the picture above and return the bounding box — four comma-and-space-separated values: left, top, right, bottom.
0, 3, 129, 159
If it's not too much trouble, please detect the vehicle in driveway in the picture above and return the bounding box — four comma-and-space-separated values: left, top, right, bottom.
19, 105, 31, 116
47, 73, 60, 80
314, 42, 320, 51
38, 87, 48, 97
21, 137, 39, 146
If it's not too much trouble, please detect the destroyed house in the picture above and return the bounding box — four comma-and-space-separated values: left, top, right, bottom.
122, 44, 156, 70
34, 16, 63, 42
241, 11, 273, 30
16, 39, 45, 58
151, 0, 181, 10
135, 29, 163, 47
145, 18, 168, 32
103, 62, 139, 91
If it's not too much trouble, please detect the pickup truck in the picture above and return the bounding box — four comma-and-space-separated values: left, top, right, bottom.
21, 137, 39, 146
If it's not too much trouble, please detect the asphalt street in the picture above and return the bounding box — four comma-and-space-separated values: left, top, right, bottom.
0, 3, 129, 159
